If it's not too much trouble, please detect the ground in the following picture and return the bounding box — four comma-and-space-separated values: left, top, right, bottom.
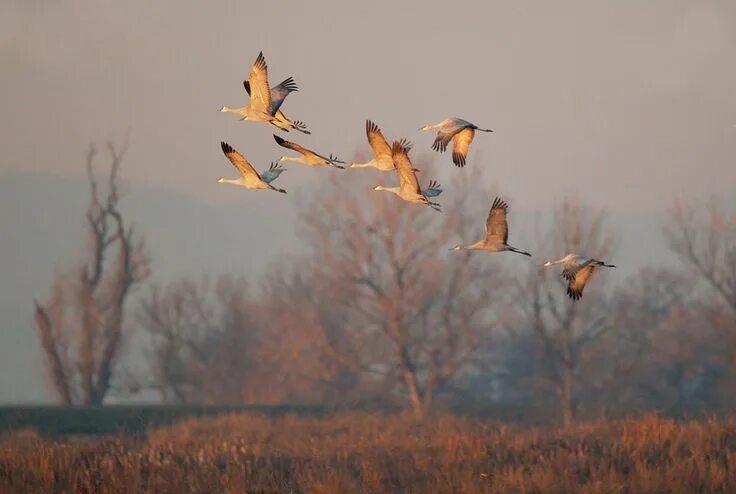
1, 412, 734, 493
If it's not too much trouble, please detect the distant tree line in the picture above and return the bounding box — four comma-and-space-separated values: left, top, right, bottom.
34, 143, 736, 424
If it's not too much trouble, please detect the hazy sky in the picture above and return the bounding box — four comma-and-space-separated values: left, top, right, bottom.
3, 0, 735, 208
1, 0, 735, 402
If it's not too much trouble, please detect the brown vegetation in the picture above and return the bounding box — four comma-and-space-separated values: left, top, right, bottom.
1, 413, 735, 493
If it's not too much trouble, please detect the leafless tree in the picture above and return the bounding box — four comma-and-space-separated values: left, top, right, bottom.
33, 141, 149, 405
665, 200, 736, 357
292, 166, 504, 419
134, 275, 257, 404
512, 199, 618, 426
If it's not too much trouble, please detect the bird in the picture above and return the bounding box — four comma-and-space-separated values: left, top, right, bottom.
543, 254, 616, 300
372, 141, 441, 211
450, 197, 531, 256
243, 78, 310, 134
273, 134, 345, 169
217, 142, 286, 194
349, 120, 411, 171
422, 180, 443, 198
219, 51, 275, 125
419, 118, 493, 167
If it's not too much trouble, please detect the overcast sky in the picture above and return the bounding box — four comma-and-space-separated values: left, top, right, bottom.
1, 0, 735, 403
3, 0, 735, 208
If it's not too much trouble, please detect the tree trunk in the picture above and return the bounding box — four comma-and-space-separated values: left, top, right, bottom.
560, 362, 575, 427
398, 344, 424, 420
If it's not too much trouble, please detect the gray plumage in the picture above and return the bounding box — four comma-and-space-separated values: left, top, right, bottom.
419, 117, 493, 167
450, 197, 531, 256
244, 77, 311, 134
543, 254, 616, 300
421, 180, 443, 198
260, 162, 287, 184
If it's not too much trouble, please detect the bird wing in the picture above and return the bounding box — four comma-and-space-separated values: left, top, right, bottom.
366, 120, 392, 160
431, 126, 456, 153
451, 128, 475, 168
391, 141, 421, 194
567, 263, 596, 300
422, 180, 443, 198
485, 197, 509, 244
273, 134, 308, 156
270, 77, 298, 114
221, 142, 260, 179
260, 162, 284, 184
561, 257, 592, 282
246, 52, 272, 115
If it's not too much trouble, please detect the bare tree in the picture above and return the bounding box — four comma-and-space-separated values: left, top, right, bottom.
292, 167, 503, 419
665, 200, 736, 355
512, 199, 617, 426
33, 141, 149, 405
135, 275, 257, 404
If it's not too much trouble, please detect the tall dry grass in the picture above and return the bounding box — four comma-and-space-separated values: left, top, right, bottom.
1, 413, 735, 493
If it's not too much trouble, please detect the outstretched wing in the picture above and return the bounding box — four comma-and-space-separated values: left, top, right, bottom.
366, 120, 392, 160
273, 134, 308, 156
392, 140, 421, 194
246, 52, 272, 115
270, 77, 298, 114
422, 180, 443, 198
485, 197, 509, 244
451, 127, 475, 167
260, 162, 285, 184
567, 263, 596, 300
220, 142, 260, 179
431, 126, 456, 153
561, 257, 591, 282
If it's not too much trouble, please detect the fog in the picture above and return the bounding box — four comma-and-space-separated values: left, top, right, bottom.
1, 0, 735, 403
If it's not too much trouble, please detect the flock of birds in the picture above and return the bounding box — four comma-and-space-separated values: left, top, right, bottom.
217, 52, 615, 300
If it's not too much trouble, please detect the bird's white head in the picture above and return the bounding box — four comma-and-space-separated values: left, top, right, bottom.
543, 261, 553, 267
219, 106, 228, 112
419, 124, 430, 131
373, 185, 384, 191
217, 177, 226, 184
449, 244, 463, 251
278, 156, 288, 162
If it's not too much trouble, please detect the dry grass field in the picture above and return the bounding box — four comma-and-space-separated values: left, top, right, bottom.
1, 413, 735, 493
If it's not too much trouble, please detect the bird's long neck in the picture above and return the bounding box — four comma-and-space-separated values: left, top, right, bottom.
218, 178, 244, 186
424, 122, 444, 131
377, 186, 401, 196
281, 156, 303, 163
451, 240, 483, 251
220, 106, 245, 115
349, 160, 375, 169
462, 240, 486, 250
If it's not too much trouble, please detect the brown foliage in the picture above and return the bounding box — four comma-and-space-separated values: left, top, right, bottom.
284, 167, 504, 418
1, 414, 735, 493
